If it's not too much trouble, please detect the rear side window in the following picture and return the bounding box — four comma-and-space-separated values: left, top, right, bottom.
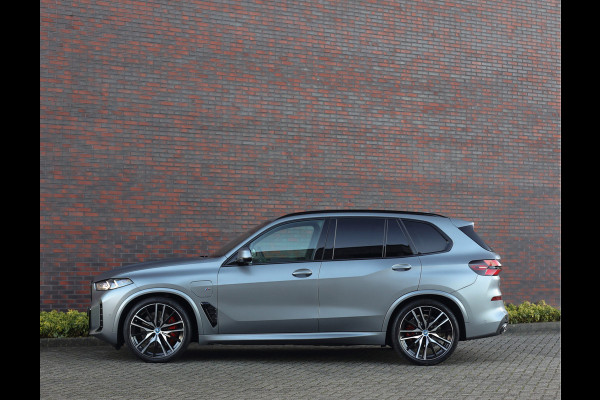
459, 225, 493, 251
333, 218, 385, 260
385, 219, 413, 257
403, 220, 451, 254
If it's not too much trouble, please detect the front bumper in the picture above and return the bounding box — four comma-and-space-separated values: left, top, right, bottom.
88, 301, 103, 334
88, 282, 136, 348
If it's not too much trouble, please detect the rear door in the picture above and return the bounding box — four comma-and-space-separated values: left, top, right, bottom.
318, 217, 422, 332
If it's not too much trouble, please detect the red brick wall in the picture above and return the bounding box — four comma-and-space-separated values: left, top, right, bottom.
40, 0, 561, 310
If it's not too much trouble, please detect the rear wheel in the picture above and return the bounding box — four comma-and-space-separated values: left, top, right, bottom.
391, 299, 459, 365
124, 297, 191, 363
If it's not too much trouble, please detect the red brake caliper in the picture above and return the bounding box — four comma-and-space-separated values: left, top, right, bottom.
166, 316, 178, 345
405, 324, 416, 338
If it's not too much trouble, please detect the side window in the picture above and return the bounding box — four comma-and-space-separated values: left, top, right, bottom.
402, 219, 450, 254
385, 219, 413, 257
333, 217, 385, 260
249, 219, 325, 264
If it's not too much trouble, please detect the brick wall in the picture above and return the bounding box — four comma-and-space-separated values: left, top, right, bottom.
40, 0, 561, 310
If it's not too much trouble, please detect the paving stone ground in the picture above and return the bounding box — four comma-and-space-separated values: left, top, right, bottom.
40, 323, 560, 399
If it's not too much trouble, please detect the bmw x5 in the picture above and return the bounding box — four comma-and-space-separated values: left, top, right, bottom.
88, 210, 508, 365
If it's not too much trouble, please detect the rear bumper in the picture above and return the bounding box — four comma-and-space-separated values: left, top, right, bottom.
464, 312, 509, 340
497, 316, 509, 335
453, 275, 509, 340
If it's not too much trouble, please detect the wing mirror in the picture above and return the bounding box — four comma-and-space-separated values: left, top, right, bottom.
236, 248, 252, 265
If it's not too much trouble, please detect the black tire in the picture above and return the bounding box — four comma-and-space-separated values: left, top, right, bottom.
391, 299, 459, 366
124, 297, 191, 363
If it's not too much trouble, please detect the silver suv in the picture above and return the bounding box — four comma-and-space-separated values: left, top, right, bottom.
88, 210, 508, 365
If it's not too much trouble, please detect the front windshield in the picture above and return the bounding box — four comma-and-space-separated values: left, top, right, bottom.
210, 219, 274, 258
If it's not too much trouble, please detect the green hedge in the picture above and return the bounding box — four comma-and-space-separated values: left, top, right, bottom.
505, 300, 561, 324
40, 310, 89, 338
40, 301, 561, 338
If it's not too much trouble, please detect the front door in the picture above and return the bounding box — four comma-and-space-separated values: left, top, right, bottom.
217, 219, 326, 334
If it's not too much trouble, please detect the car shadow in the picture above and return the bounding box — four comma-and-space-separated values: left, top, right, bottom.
179, 344, 405, 364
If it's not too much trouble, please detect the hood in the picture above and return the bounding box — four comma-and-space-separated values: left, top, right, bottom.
92, 257, 221, 282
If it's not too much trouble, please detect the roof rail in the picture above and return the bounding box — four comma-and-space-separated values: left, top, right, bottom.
276, 209, 447, 220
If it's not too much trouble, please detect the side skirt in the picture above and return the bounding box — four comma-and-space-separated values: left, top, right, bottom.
197, 331, 386, 346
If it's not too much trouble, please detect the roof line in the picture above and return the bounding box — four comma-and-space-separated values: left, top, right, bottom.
276, 209, 447, 220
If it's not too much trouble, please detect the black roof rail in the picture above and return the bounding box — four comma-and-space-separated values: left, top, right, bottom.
276, 209, 447, 220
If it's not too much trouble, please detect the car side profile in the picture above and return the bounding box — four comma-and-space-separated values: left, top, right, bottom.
88, 210, 508, 365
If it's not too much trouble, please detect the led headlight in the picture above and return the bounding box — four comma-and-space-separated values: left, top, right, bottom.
95, 278, 133, 291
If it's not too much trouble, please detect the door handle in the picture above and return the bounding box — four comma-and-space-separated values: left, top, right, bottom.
392, 264, 412, 271
292, 268, 312, 277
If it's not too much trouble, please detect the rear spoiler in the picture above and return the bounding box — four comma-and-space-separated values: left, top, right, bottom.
449, 217, 473, 228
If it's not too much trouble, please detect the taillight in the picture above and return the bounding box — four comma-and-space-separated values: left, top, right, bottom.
469, 259, 502, 276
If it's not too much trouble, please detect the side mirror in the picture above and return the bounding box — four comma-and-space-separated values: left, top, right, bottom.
236, 248, 252, 265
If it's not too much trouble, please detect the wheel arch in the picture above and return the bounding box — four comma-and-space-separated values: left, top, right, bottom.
383, 291, 467, 345
115, 289, 202, 349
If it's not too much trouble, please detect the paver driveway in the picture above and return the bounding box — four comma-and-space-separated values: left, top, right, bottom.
40, 323, 560, 399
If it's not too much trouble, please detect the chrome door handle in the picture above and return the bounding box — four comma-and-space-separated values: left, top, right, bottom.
392, 264, 412, 271
292, 269, 312, 277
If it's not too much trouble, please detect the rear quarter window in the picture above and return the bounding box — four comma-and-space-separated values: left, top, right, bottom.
458, 224, 493, 251
402, 219, 451, 254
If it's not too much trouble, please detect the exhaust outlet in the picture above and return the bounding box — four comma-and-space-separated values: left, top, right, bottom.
498, 322, 508, 335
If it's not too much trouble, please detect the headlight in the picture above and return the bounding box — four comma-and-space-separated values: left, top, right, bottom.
94, 278, 133, 291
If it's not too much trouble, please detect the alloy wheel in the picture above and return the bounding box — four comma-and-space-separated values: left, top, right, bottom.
397, 304, 456, 364
128, 301, 187, 361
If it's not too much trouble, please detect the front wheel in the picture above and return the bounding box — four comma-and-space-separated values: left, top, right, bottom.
391, 299, 459, 366
124, 297, 191, 363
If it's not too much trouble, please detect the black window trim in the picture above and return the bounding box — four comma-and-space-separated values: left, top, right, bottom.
383, 219, 388, 258
383, 218, 418, 258
458, 224, 493, 251
322, 218, 336, 260
222, 215, 452, 266
322, 216, 418, 262
400, 218, 453, 255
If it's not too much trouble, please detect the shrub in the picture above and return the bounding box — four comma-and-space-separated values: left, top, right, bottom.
505, 300, 561, 324
40, 310, 89, 338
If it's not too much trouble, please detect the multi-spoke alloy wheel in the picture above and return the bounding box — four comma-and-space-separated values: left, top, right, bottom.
124, 297, 191, 363
391, 300, 459, 365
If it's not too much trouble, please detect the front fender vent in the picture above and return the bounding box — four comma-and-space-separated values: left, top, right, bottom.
201, 302, 218, 327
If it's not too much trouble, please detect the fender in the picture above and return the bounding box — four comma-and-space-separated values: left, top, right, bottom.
114, 287, 205, 336
381, 290, 469, 331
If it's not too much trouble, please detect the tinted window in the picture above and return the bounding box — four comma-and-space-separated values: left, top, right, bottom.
459, 225, 493, 251
249, 219, 325, 263
403, 220, 450, 254
333, 218, 385, 260
385, 219, 413, 257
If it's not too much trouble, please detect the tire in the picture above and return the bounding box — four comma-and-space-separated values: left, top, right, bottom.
124, 297, 191, 363
391, 299, 459, 366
